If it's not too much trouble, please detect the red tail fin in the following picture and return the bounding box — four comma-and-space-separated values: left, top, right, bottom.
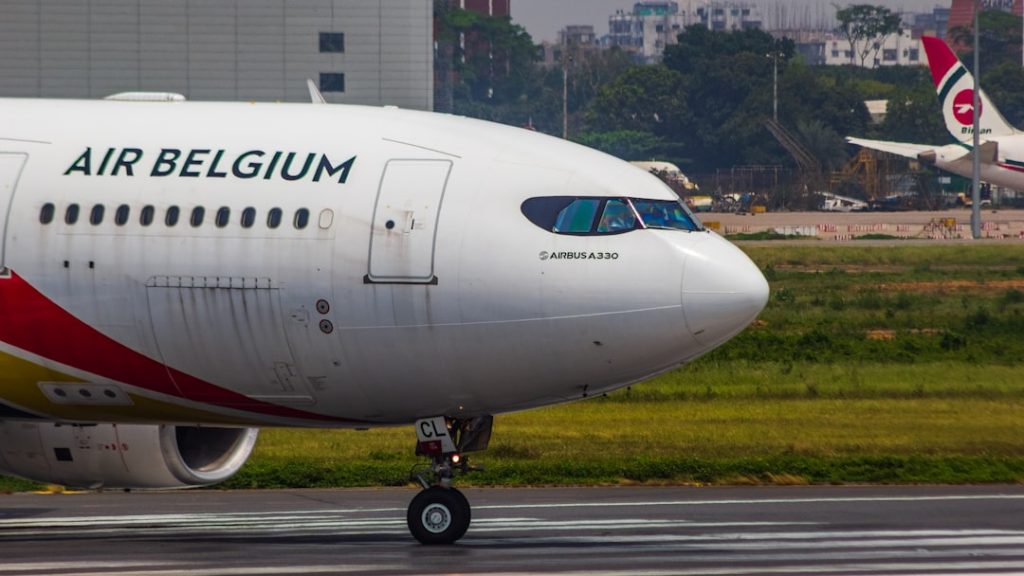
921, 36, 958, 88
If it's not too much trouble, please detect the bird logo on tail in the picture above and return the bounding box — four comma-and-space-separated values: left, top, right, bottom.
952, 89, 980, 127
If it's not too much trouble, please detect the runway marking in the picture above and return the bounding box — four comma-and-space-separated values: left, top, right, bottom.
1, 492, 1019, 526
0, 566, 388, 576
0, 516, 818, 539
4, 559, 1024, 576
1, 491, 1022, 576
472, 493, 1024, 510
0, 562, 164, 572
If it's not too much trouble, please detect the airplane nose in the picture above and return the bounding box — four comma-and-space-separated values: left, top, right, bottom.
682, 235, 769, 349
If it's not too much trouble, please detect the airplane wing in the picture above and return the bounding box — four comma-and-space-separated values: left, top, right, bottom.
849, 137, 999, 168
846, 137, 935, 160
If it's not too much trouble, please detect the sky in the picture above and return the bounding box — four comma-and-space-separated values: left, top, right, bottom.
511, 1, 953, 43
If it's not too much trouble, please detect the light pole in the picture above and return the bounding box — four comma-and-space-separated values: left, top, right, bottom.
971, 0, 981, 239
767, 48, 781, 123
565, 48, 573, 139
772, 51, 779, 123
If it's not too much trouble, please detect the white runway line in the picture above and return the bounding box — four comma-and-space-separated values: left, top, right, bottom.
473, 493, 1024, 510
1, 492, 1022, 576
0, 567, 390, 576
2, 491, 1019, 526
0, 562, 165, 572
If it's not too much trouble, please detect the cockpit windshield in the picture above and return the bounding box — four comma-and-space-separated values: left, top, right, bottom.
631, 199, 701, 231
522, 196, 703, 236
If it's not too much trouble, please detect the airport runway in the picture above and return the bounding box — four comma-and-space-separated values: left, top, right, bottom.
0, 485, 1023, 575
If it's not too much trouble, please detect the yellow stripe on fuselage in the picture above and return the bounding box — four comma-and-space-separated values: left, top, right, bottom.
0, 349, 260, 425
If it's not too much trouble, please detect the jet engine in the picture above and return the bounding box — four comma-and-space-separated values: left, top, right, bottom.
0, 421, 258, 489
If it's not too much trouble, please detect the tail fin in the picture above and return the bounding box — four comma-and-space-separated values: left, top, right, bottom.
921, 36, 1017, 142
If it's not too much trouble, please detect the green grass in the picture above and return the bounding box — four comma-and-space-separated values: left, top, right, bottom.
229, 388, 1024, 488
724, 231, 815, 241
10, 244, 1024, 490
751, 244, 1024, 269
0, 476, 43, 493
854, 234, 903, 240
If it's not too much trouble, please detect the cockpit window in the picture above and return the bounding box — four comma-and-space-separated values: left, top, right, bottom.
597, 199, 638, 233
553, 198, 601, 233
522, 196, 702, 235
632, 199, 701, 231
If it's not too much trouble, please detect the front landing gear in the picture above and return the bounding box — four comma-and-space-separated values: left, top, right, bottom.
407, 415, 492, 545
407, 486, 470, 545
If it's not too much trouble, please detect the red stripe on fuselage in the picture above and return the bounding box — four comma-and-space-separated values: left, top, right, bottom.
0, 270, 341, 423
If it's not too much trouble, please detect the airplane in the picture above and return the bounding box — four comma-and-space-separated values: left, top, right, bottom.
0, 89, 769, 545
848, 35, 1024, 191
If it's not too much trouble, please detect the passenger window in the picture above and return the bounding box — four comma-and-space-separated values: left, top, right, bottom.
65, 204, 80, 225
190, 207, 205, 227
596, 199, 637, 233
40, 203, 55, 224
215, 207, 230, 228
318, 209, 334, 229
267, 208, 282, 229
114, 204, 130, 226
241, 207, 256, 229
90, 204, 105, 226
553, 198, 601, 234
140, 205, 155, 226
293, 208, 310, 229
165, 206, 180, 227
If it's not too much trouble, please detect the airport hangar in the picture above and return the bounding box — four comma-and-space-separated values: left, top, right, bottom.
0, 0, 433, 110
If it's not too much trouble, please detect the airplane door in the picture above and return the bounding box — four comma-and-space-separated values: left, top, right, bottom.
0, 153, 27, 271
367, 159, 452, 284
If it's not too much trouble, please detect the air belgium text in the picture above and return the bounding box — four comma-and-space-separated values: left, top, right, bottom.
64, 147, 356, 184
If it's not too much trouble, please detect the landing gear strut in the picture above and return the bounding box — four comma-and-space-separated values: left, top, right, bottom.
406, 415, 492, 545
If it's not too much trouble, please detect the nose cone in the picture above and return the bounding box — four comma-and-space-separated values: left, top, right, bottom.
682, 235, 769, 349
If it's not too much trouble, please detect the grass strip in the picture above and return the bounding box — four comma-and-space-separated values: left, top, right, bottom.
221, 389, 1024, 488
223, 455, 1024, 489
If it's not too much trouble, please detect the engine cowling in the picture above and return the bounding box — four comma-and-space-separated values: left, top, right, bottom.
0, 421, 258, 489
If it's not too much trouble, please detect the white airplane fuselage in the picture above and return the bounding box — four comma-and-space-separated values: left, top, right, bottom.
0, 99, 768, 429
930, 137, 1024, 191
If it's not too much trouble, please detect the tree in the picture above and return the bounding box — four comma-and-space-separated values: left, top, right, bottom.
663, 25, 794, 75
434, 1, 538, 108
587, 66, 691, 137
982, 62, 1024, 130
878, 84, 949, 144
948, 10, 1023, 76
573, 130, 666, 160
835, 4, 902, 68
795, 120, 847, 172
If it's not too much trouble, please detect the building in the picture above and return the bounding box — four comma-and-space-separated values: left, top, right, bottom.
454, 0, 509, 17
0, 0, 433, 110
907, 6, 950, 39
822, 28, 925, 68
606, 1, 762, 64
540, 25, 601, 68
698, 1, 763, 32
778, 21, 929, 70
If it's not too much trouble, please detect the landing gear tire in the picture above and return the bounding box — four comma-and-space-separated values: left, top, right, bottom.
407, 486, 471, 545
